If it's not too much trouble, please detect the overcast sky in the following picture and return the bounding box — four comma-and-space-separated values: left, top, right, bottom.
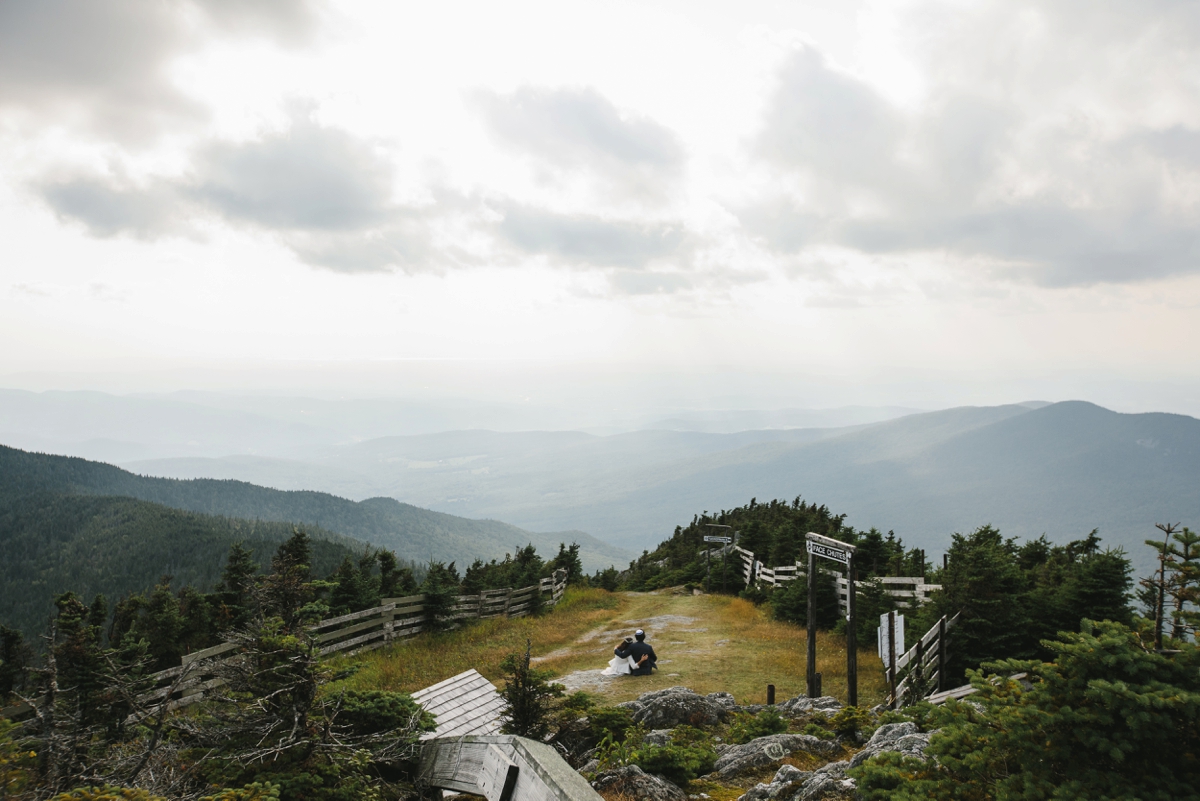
3, 0, 1199, 416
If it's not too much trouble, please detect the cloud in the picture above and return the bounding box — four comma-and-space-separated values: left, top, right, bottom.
35, 114, 434, 272
188, 120, 395, 230
745, 33, 1200, 287
39, 175, 186, 239
0, 0, 323, 141
473, 86, 684, 199
495, 204, 687, 268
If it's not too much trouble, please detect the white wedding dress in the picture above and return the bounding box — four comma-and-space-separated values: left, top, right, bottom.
602, 654, 635, 676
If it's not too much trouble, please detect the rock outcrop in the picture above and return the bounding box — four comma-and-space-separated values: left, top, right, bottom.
591, 764, 687, 801
712, 733, 840, 779
776, 695, 843, 716
617, 686, 731, 728
738, 765, 811, 800
847, 722, 932, 769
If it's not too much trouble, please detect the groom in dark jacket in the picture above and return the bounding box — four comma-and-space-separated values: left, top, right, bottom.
615, 629, 657, 675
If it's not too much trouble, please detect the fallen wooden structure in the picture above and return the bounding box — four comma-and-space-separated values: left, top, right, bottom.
412, 669, 505, 740
418, 734, 602, 801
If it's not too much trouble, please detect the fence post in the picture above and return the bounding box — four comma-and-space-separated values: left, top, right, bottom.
806, 550, 817, 698
914, 635, 925, 699
888, 611, 897, 709
937, 616, 947, 693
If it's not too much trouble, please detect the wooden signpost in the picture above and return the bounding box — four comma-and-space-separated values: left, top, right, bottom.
704, 524, 733, 593
805, 532, 858, 706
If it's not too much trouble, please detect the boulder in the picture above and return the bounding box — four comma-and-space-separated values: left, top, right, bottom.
590, 764, 687, 801
712, 733, 839, 779
793, 760, 854, 800
848, 722, 932, 769
776, 695, 843, 717
738, 764, 811, 801
618, 686, 730, 728
706, 691, 739, 711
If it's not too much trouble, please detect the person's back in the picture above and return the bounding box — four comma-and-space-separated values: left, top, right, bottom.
628, 630, 656, 675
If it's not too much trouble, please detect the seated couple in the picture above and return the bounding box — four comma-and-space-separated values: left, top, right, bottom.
602, 628, 657, 676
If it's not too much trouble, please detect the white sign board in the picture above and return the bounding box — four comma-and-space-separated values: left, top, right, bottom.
806, 540, 850, 565
703, 535, 732, 543
877, 613, 905, 664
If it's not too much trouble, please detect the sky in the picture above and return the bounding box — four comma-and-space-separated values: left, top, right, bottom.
3, 0, 1200, 417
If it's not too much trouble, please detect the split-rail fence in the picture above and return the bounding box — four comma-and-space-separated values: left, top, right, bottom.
2, 570, 568, 723
725, 544, 941, 613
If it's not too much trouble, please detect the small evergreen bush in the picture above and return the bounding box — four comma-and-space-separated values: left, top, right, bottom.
728, 707, 789, 743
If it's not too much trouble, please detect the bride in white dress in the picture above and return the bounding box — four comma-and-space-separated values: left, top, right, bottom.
601, 638, 636, 676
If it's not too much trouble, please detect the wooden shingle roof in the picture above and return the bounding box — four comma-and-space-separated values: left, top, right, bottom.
412, 669, 505, 740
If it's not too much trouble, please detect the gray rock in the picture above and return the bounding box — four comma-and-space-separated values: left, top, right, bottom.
737, 765, 812, 801
848, 722, 932, 769
643, 728, 673, 747
793, 760, 854, 800
591, 764, 687, 801
578, 758, 600, 774
706, 691, 739, 710
619, 686, 730, 728
712, 733, 839, 779
776, 695, 843, 716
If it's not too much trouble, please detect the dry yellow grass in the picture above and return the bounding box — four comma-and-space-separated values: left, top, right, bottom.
526, 591, 885, 707
333, 587, 886, 709
328, 587, 629, 692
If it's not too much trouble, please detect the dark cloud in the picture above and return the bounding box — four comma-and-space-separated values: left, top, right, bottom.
0, 0, 323, 141
474, 86, 684, 199
748, 45, 1200, 286
496, 205, 686, 268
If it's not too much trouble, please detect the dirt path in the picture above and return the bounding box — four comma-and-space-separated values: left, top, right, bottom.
533, 590, 885, 708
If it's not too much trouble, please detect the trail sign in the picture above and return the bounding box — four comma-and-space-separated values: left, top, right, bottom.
806, 540, 850, 565
704, 535, 732, 543
804, 532, 859, 706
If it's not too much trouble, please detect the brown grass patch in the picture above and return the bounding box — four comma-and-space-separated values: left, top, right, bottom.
328, 587, 627, 692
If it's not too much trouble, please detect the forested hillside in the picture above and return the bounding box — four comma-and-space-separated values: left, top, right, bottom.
0, 491, 364, 636
0, 444, 629, 571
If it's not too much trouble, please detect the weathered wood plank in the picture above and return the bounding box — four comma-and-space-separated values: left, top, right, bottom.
312, 603, 395, 630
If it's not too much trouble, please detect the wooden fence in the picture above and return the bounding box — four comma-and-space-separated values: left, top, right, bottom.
729, 544, 940, 613
2, 570, 568, 723
886, 611, 960, 708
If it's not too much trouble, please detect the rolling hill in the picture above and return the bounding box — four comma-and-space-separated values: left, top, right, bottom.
0, 491, 367, 637
0, 444, 630, 573
124, 402, 1199, 574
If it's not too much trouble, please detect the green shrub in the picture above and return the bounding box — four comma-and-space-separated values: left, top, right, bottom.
498, 640, 564, 739
728, 707, 789, 744
588, 706, 635, 744
562, 691, 596, 712
802, 722, 835, 740
632, 728, 717, 786
829, 706, 874, 739
334, 690, 435, 736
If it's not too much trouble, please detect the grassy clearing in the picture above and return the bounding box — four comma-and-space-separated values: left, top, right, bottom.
333, 587, 886, 710
328, 587, 628, 692
530, 590, 886, 708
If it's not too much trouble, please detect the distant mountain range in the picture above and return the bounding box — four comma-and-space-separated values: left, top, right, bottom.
116, 402, 1200, 574
0, 445, 630, 573
4, 390, 1196, 578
